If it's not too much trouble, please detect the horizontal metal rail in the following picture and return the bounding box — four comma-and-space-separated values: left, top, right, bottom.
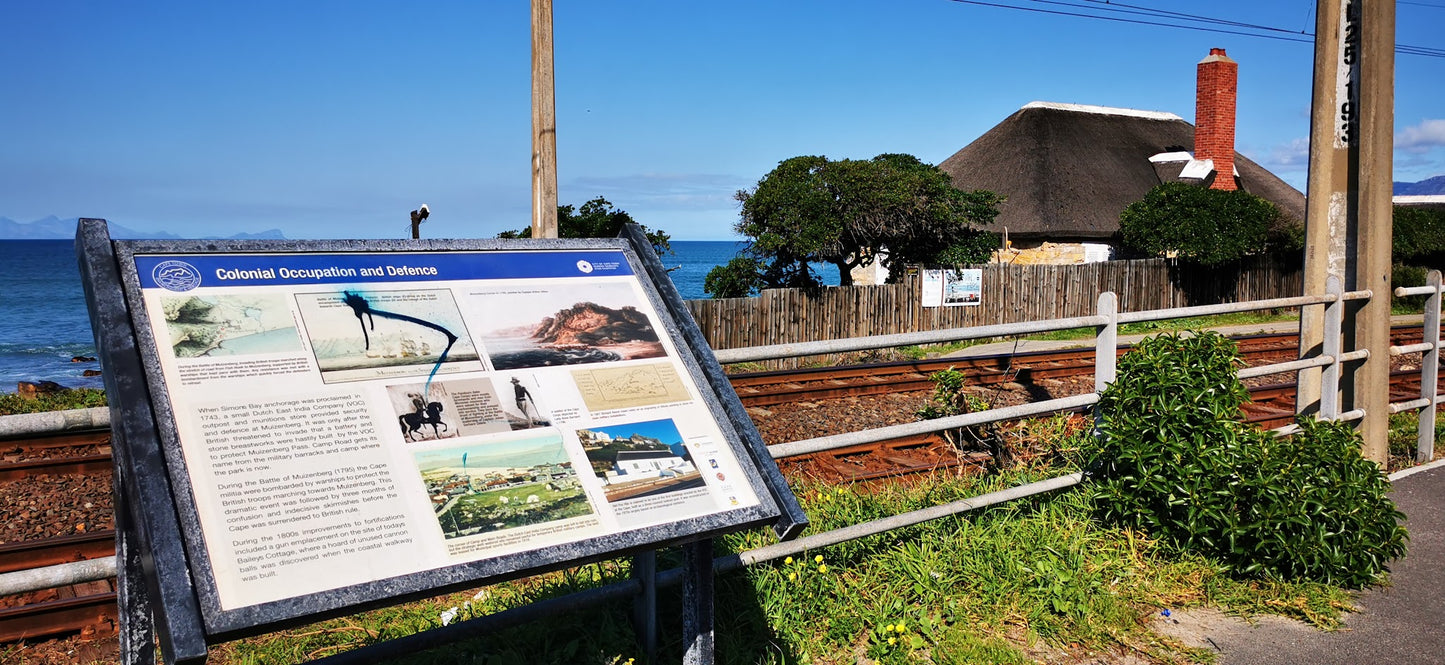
0, 407, 110, 440
0, 556, 117, 596
713, 314, 1109, 364
719, 472, 1084, 571
1392, 342, 1435, 355
768, 394, 1099, 459
1238, 355, 1333, 379
1397, 285, 1445, 297
1392, 398, 1431, 414
1115, 293, 1339, 325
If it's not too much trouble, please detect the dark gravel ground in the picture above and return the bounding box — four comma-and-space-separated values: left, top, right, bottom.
0, 474, 113, 545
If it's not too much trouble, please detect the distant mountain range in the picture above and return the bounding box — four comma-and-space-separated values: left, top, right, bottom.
1395, 176, 1445, 196
0, 215, 286, 240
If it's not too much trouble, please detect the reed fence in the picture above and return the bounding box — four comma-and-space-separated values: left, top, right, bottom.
684, 256, 1302, 365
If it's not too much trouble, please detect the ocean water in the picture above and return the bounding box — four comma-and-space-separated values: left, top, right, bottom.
0, 240, 105, 390
0, 240, 838, 391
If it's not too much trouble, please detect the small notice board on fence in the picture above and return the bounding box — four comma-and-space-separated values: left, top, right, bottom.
77, 221, 797, 649
921, 268, 982, 307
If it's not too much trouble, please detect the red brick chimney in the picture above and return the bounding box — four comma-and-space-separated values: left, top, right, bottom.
1195, 48, 1238, 190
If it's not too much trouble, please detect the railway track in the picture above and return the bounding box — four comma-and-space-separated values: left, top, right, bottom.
730, 330, 1311, 407
1, 324, 1439, 641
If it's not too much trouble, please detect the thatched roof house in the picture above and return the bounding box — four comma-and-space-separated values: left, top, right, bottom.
938, 49, 1305, 255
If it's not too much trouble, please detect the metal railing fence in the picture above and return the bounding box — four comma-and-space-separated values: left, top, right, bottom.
2, 279, 1440, 659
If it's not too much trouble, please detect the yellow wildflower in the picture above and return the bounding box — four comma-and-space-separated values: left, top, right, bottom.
788, 572, 797, 581
814, 554, 824, 564
784, 556, 793, 565
818, 564, 828, 573
888, 637, 896, 645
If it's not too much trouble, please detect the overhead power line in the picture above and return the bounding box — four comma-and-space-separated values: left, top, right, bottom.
943, 0, 1445, 59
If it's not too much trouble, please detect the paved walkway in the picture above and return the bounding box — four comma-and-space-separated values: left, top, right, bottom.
1159, 460, 1445, 664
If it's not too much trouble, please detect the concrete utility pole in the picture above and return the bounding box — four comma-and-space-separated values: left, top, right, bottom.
1297, 0, 1395, 464
531, 0, 559, 239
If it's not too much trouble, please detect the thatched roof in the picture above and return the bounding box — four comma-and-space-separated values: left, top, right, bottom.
938, 102, 1306, 240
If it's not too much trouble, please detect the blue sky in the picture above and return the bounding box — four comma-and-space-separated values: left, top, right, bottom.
3, 1, 1442, 240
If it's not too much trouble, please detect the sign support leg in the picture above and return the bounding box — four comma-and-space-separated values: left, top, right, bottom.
682, 539, 715, 665
116, 472, 156, 665
630, 550, 657, 661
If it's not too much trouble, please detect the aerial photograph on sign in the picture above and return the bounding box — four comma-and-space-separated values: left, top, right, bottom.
414, 434, 593, 540
473, 282, 667, 371
159, 294, 302, 358
295, 288, 482, 382
577, 418, 702, 502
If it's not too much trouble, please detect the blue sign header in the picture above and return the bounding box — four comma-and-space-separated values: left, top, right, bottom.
134, 250, 634, 291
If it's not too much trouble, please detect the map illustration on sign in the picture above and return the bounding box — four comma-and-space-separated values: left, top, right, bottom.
159, 294, 302, 358
570, 362, 692, 412
474, 282, 667, 371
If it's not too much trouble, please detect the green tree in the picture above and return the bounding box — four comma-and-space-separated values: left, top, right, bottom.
498, 197, 671, 255
1393, 205, 1445, 265
1119, 183, 1297, 266
705, 154, 1001, 298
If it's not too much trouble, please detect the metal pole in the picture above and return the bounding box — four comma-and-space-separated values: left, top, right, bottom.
1322, 276, 1345, 419
531, 0, 559, 239
1419, 270, 1441, 463
117, 481, 156, 665
682, 539, 715, 665
1352, 0, 1395, 464
1095, 292, 1118, 393
631, 550, 658, 662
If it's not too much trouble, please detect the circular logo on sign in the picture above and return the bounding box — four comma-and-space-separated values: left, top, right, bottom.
576, 260, 594, 274
152, 260, 202, 292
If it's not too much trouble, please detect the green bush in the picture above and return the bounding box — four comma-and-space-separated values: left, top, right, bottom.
1085, 331, 1407, 587
0, 388, 108, 416
1393, 205, 1445, 265
1119, 182, 1290, 266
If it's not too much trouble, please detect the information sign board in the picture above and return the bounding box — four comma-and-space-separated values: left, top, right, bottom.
80, 225, 788, 643
921, 268, 983, 307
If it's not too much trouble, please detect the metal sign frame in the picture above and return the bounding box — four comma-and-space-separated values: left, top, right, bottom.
76, 219, 804, 663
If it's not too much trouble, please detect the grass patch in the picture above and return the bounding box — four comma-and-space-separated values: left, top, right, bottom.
0, 388, 107, 416
1388, 410, 1445, 471
209, 448, 1359, 664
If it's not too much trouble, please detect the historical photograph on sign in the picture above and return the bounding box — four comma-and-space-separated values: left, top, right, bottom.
942, 269, 983, 306
414, 434, 594, 540
160, 294, 303, 358
473, 282, 667, 371
577, 419, 702, 502
386, 378, 515, 442
295, 288, 482, 383
571, 362, 691, 412
498, 374, 551, 430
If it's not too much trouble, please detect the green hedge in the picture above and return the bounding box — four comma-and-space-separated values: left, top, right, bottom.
1084, 331, 1407, 587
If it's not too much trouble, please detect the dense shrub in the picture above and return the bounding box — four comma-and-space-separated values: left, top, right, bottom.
1085, 331, 1407, 587
1119, 182, 1295, 266
0, 388, 107, 416
1393, 205, 1445, 265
